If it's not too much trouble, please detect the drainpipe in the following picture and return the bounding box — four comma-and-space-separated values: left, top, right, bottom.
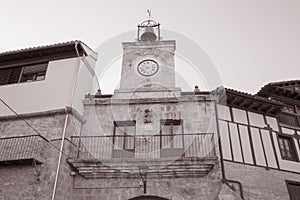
51, 109, 69, 200
51, 42, 83, 200
214, 102, 244, 199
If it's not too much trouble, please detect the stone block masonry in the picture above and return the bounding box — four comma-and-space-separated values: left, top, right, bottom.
224, 161, 300, 200
70, 163, 224, 200
0, 110, 83, 200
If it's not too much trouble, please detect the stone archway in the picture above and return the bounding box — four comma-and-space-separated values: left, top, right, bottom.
128, 195, 170, 200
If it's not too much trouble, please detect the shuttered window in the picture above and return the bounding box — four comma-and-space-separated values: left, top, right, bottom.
112, 121, 136, 158
160, 119, 183, 149
286, 181, 300, 200
0, 62, 48, 85
113, 121, 136, 150
0, 67, 22, 85
278, 135, 298, 161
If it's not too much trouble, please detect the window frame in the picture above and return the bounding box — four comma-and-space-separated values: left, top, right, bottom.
277, 133, 298, 162
160, 119, 183, 149
0, 62, 48, 86
286, 180, 300, 200
112, 121, 136, 158
159, 119, 185, 158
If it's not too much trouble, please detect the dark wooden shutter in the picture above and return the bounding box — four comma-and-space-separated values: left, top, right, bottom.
0, 67, 22, 85
287, 182, 300, 200
7, 67, 22, 84
0, 68, 11, 85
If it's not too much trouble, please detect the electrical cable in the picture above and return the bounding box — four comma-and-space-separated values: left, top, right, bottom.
0, 42, 100, 159
0, 97, 70, 157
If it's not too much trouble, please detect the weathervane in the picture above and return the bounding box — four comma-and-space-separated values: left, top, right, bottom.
147, 9, 152, 21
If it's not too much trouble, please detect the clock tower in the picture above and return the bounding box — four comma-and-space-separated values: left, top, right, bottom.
117, 18, 178, 96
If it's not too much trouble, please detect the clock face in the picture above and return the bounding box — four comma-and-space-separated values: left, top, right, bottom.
137, 60, 159, 76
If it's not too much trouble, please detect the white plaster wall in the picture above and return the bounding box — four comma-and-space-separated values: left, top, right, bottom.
266, 116, 279, 131
0, 58, 79, 116
72, 55, 97, 115
261, 129, 277, 168
232, 108, 247, 124
217, 105, 231, 121
251, 127, 266, 166
248, 111, 266, 128
218, 108, 300, 173
239, 124, 253, 164
229, 122, 243, 162
281, 127, 296, 135
219, 120, 232, 160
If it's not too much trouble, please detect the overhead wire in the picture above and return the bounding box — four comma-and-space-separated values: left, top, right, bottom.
0, 97, 70, 157
0, 42, 100, 159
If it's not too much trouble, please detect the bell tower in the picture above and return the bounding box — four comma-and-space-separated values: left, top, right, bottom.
117, 15, 177, 95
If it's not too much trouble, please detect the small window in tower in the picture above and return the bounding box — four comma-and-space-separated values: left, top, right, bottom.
278, 134, 298, 161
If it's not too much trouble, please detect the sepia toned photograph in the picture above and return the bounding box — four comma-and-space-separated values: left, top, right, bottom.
0, 1, 299, 199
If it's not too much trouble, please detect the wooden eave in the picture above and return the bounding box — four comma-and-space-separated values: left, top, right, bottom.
224, 89, 283, 116
0, 41, 88, 68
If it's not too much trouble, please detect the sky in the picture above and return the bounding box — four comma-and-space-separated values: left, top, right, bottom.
0, 0, 299, 94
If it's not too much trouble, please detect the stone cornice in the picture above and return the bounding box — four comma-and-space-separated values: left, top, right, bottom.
0, 107, 86, 123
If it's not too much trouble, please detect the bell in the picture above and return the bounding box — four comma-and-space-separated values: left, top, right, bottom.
141, 27, 157, 41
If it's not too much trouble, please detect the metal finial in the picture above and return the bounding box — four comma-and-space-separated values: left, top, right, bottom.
147, 9, 152, 20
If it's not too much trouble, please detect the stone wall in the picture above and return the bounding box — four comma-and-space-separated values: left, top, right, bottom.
0, 111, 66, 139
51, 140, 77, 200
0, 143, 58, 200
224, 161, 300, 200
0, 110, 83, 200
71, 163, 223, 200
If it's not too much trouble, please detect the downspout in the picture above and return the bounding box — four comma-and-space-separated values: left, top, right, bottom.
51, 42, 83, 200
51, 109, 69, 200
214, 101, 244, 199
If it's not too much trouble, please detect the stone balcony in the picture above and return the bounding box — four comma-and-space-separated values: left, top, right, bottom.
67, 133, 218, 178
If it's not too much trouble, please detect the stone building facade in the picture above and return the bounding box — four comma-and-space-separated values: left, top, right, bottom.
0, 19, 299, 200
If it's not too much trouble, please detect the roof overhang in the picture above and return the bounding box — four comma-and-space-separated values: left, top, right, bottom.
257, 81, 300, 103
222, 88, 283, 116
0, 41, 97, 68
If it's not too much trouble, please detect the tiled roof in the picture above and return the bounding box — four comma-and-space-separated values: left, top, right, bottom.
261, 80, 300, 87
0, 40, 96, 67
257, 79, 300, 98
0, 40, 93, 56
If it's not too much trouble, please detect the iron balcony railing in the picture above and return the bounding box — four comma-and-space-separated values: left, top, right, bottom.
0, 135, 46, 163
71, 133, 216, 160
278, 112, 299, 127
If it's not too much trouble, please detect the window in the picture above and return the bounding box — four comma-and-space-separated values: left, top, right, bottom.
278, 134, 298, 161
0, 62, 48, 85
113, 121, 136, 158
160, 119, 184, 157
278, 112, 299, 127
282, 105, 295, 114
286, 180, 300, 200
